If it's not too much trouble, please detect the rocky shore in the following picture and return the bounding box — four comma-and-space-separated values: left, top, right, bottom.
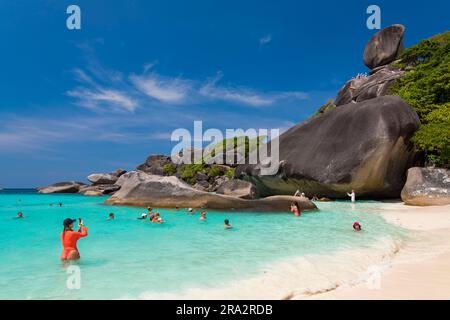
104, 171, 316, 211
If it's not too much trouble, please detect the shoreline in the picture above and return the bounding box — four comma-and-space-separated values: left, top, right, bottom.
304, 202, 450, 300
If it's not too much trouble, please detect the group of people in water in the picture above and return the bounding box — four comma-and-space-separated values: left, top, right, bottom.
294, 189, 357, 203
292, 189, 362, 232
15, 189, 361, 263
58, 206, 234, 261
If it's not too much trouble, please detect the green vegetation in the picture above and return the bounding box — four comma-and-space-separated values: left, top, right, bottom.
390, 31, 450, 167
315, 99, 336, 116
224, 167, 236, 179
205, 165, 222, 178
177, 163, 234, 186
168, 136, 266, 185
162, 163, 177, 176
203, 135, 266, 163
178, 163, 205, 185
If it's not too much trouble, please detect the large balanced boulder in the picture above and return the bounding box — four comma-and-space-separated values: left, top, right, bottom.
237, 96, 420, 199
105, 171, 316, 211
38, 181, 86, 194
401, 167, 450, 206
364, 24, 405, 70
217, 179, 258, 199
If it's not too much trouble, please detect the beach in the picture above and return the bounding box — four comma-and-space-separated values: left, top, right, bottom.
305, 203, 450, 300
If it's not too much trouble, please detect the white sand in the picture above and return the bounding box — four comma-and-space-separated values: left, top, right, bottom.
307, 202, 450, 300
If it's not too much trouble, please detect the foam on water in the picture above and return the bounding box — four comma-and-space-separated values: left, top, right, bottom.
0, 190, 407, 299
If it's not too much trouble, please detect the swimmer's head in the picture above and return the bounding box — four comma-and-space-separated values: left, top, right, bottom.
353, 221, 361, 231
63, 218, 76, 230
224, 219, 230, 225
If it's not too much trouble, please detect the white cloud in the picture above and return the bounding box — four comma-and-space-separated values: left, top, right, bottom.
260, 34, 272, 45
130, 73, 192, 104
199, 72, 308, 107
67, 87, 138, 112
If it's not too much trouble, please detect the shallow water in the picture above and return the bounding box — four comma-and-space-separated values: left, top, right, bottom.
0, 190, 406, 299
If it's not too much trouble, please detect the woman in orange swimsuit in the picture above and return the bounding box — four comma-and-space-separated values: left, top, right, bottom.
61, 218, 88, 261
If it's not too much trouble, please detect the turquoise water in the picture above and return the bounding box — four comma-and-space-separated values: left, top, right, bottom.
0, 190, 405, 299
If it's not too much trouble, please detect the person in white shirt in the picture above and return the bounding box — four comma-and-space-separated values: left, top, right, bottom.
347, 190, 356, 202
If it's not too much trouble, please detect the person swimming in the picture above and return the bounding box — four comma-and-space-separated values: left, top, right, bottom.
188, 208, 194, 214
353, 221, 362, 231
147, 207, 155, 221
61, 218, 88, 261
15, 212, 24, 219
200, 211, 207, 221
138, 213, 147, 220
224, 219, 232, 229
152, 212, 164, 223
290, 202, 301, 217
107, 213, 115, 220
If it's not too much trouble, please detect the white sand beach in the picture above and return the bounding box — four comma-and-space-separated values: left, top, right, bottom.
308, 203, 450, 300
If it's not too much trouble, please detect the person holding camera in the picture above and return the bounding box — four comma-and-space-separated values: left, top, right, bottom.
61, 218, 88, 261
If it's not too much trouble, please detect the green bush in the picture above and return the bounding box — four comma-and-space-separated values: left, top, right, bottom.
224, 167, 236, 179
206, 165, 223, 178
390, 31, 450, 166
162, 163, 177, 176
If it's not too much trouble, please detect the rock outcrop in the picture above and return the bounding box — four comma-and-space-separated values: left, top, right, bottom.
87, 173, 119, 185
79, 184, 121, 196
216, 179, 258, 199
87, 169, 126, 185
137, 155, 172, 175
38, 181, 86, 194
364, 24, 405, 69
237, 96, 420, 199
105, 171, 316, 211
335, 64, 404, 106
334, 25, 407, 107
401, 167, 450, 206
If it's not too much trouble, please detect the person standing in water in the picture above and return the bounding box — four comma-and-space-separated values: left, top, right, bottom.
107, 213, 115, 220
290, 202, 301, 217
200, 211, 207, 221
347, 190, 356, 203
61, 218, 88, 261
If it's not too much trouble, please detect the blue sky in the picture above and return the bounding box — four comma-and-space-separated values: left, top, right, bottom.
0, 0, 449, 187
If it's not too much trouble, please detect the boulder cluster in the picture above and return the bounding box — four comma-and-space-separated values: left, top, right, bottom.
38, 169, 126, 196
